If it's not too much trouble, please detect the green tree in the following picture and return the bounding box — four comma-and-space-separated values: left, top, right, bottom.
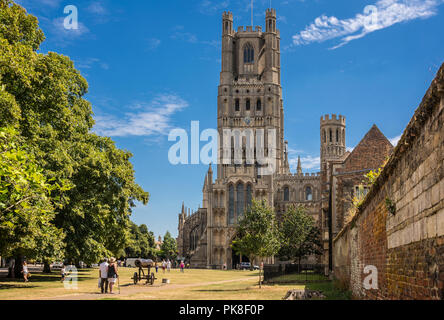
0, 0, 149, 269
0, 126, 65, 277
232, 199, 280, 271
278, 206, 323, 270
125, 222, 156, 259
160, 231, 177, 260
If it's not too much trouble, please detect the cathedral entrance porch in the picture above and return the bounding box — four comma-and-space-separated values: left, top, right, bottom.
232, 250, 249, 270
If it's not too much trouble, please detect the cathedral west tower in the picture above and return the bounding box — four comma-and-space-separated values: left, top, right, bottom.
177, 8, 393, 272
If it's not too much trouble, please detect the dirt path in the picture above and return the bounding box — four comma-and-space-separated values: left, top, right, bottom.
35, 277, 255, 300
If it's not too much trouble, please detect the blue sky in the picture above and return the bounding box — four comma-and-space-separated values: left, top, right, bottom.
16, 0, 444, 238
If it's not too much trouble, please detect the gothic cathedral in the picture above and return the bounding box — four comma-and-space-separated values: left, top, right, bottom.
177, 9, 394, 271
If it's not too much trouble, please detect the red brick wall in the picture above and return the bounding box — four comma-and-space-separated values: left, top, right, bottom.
386, 236, 444, 299
333, 64, 444, 300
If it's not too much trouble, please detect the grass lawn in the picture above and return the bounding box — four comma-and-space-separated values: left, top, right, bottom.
0, 268, 350, 300
266, 272, 327, 283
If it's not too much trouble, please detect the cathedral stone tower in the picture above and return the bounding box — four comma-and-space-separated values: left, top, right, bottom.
320, 114, 346, 167
217, 9, 286, 184
178, 10, 394, 271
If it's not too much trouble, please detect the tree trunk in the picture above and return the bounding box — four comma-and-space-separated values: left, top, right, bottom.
298, 257, 302, 274
7, 258, 15, 279
14, 255, 23, 279
43, 261, 51, 273
259, 260, 263, 289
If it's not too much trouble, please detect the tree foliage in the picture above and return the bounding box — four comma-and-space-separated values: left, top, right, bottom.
125, 222, 156, 259
232, 199, 280, 264
0, 0, 149, 266
160, 231, 177, 260
278, 206, 322, 266
0, 126, 65, 262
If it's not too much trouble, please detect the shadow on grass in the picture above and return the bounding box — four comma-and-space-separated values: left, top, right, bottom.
264, 274, 352, 300
0, 271, 95, 290
305, 281, 352, 300
0, 283, 38, 290
193, 288, 250, 293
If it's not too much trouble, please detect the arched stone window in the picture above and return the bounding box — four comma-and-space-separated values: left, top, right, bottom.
228, 185, 235, 224
256, 99, 261, 111
246, 99, 251, 111
323, 130, 326, 143
236, 183, 245, 219
284, 186, 289, 202
246, 184, 252, 209
336, 129, 339, 143
306, 186, 313, 201
244, 43, 254, 64
190, 227, 199, 251
235, 99, 240, 112
190, 233, 193, 250
329, 129, 333, 143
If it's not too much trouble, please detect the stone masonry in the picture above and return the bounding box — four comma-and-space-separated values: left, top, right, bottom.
333, 63, 444, 300
177, 9, 394, 271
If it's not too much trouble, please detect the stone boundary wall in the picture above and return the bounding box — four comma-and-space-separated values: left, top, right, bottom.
333, 64, 444, 300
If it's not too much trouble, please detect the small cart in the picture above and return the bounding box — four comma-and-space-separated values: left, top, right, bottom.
132, 259, 156, 285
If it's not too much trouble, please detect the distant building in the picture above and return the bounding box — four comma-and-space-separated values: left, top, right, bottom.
177, 9, 393, 271
155, 236, 163, 251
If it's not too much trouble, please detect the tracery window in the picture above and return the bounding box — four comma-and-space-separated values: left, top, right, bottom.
244, 43, 254, 64
284, 187, 290, 202
236, 183, 245, 219
306, 186, 313, 201
228, 185, 235, 224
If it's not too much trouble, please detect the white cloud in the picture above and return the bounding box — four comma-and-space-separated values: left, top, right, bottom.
293, 0, 444, 49
287, 146, 321, 172
170, 29, 199, 44
16, 0, 62, 8
199, 0, 230, 15
287, 146, 305, 156
170, 27, 220, 49
389, 134, 402, 146
289, 155, 321, 171
147, 38, 161, 50
87, 2, 108, 15
75, 57, 109, 70
94, 94, 189, 137
49, 17, 90, 45
277, 15, 288, 24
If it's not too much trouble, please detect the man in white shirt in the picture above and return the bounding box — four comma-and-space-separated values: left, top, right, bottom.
167, 260, 171, 272
99, 258, 109, 294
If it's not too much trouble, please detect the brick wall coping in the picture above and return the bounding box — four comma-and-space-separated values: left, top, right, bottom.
334, 63, 444, 243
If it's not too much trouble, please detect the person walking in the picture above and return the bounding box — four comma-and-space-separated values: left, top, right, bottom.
180, 261, 185, 273
155, 261, 159, 273
107, 257, 119, 294
167, 260, 171, 273
99, 258, 109, 294
162, 260, 166, 273
21, 261, 29, 282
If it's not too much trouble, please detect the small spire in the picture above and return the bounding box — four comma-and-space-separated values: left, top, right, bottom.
208, 163, 213, 174
181, 201, 185, 214
297, 156, 302, 174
